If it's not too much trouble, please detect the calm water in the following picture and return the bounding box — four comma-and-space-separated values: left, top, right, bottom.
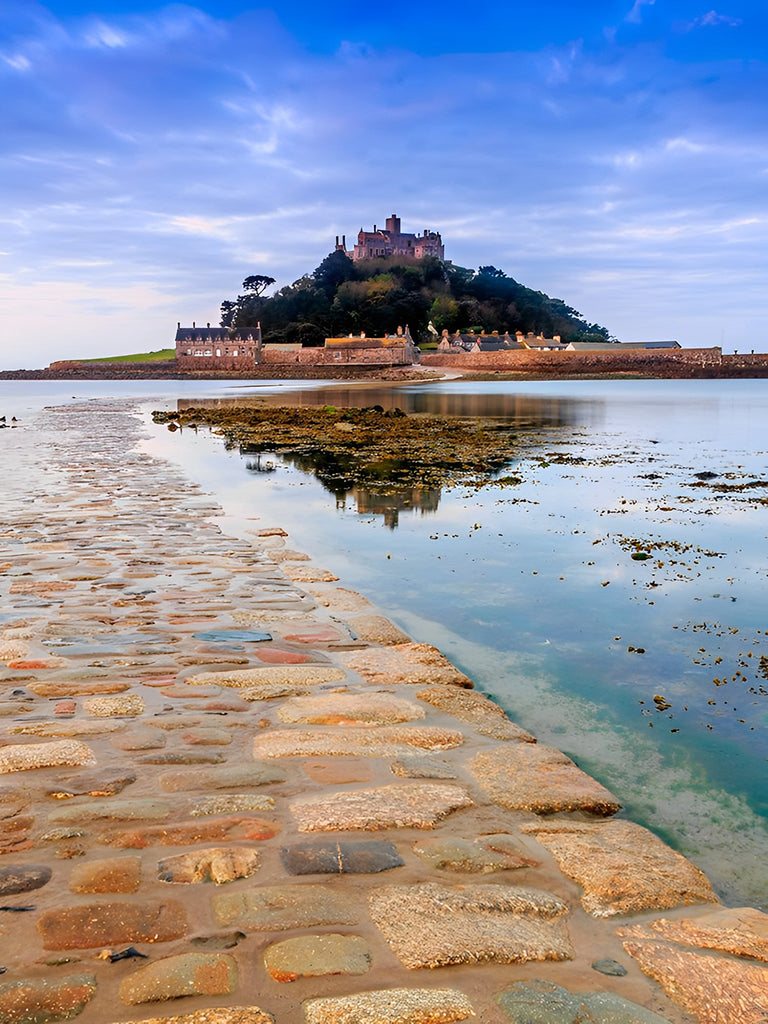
2, 378, 766, 908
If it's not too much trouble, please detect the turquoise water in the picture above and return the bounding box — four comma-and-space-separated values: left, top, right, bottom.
2, 378, 766, 908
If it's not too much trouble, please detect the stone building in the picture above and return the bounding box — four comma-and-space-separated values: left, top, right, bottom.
335, 214, 444, 262
175, 323, 261, 371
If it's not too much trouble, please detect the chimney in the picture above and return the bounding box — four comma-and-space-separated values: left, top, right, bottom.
335, 235, 339, 246
207, 322, 210, 328
177, 322, 180, 329
192, 321, 196, 328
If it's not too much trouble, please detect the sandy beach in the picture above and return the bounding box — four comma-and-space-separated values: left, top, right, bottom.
0, 397, 766, 1024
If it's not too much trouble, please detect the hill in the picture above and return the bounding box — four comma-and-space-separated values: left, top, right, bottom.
220, 252, 612, 346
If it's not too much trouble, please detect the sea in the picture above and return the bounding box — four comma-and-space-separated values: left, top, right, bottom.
1, 376, 766, 910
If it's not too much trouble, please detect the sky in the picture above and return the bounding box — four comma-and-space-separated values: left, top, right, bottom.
1, 0, 766, 367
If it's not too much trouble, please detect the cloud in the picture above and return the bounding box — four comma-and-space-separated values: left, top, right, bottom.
684, 10, 743, 30
625, 0, 655, 24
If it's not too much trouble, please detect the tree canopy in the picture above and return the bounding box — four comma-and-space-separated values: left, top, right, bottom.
220, 254, 612, 345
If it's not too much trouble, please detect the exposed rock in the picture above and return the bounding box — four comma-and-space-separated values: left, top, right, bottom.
102, 817, 280, 848
264, 933, 371, 982
368, 881, 572, 968
619, 906, 768, 962
157, 848, 261, 885
622, 939, 768, 1023
276, 692, 425, 726
189, 794, 274, 817
303, 585, 373, 612
340, 642, 473, 689
344, 614, 412, 645
0, 739, 95, 773
0, 974, 97, 1023
0, 863, 52, 895
470, 745, 622, 816
303, 987, 475, 1024
45, 771, 137, 799
83, 693, 145, 717
522, 820, 718, 917
282, 626, 345, 643
12, 721, 121, 738
591, 958, 628, 977
416, 686, 536, 742
113, 1010, 273, 1024
496, 979, 671, 1023
212, 884, 357, 931
390, 754, 457, 779
110, 728, 167, 751
69, 856, 141, 894
184, 665, 345, 689
37, 899, 188, 949
281, 565, 339, 583
159, 764, 286, 793
48, 798, 171, 825
27, 681, 131, 697
180, 727, 233, 745
253, 725, 464, 759
280, 840, 404, 875
412, 834, 538, 874
290, 782, 473, 832
119, 953, 237, 1005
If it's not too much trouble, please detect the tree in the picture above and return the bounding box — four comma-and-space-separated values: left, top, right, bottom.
242, 275, 276, 296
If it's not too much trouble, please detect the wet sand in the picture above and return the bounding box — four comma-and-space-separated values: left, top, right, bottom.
0, 399, 766, 1024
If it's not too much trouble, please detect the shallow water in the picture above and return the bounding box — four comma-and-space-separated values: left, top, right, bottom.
2, 377, 766, 909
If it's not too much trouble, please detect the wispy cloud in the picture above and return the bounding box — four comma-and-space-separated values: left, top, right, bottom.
684, 10, 743, 30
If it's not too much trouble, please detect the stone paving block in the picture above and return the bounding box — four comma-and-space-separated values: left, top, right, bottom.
416, 686, 536, 742
48, 798, 171, 825
45, 771, 137, 799
290, 782, 473, 832
37, 898, 188, 949
280, 840, 404, 875
0, 974, 97, 1024
159, 764, 286, 793
0, 739, 95, 773
302, 987, 475, 1024
340, 642, 473, 689
158, 847, 261, 884
621, 939, 768, 1024
12, 721, 122, 738
83, 693, 145, 717
470, 744, 622, 816
119, 952, 238, 1005
253, 725, 464, 759
102, 816, 280, 848
213, 884, 358, 931
619, 905, 768, 961
276, 692, 425, 726
368, 881, 572, 968
0, 863, 51, 895
344, 614, 412, 645
302, 585, 373, 612
522, 820, 718, 917
28, 680, 131, 697
390, 754, 457, 779
69, 855, 141, 893
190, 794, 275, 816
114, 1011, 274, 1024
0, 815, 35, 853
111, 728, 167, 751
185, 665, 346, 689
496, 979, 672, 1023
412, 834, 538, 873
264, 933, 371, 982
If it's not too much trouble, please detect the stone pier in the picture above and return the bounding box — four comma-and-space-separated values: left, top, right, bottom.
0, 400, 766, 1024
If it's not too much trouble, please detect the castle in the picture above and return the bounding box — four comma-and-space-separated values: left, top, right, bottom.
335, 214, 444, 262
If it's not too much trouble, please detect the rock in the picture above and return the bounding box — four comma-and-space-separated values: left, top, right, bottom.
184, 665, 345, 689
0, 739, 95, 774
470, 745, 622, 816
496, 979, 671, 1023
280, 840, 404, 875
102, 817, 280, 848
619, 906, 768, 962
591, 958, 628, 976
522, 820, 718, 917
189, 794, 274, 817
622, 939, 768, 1024
416, 686, 536, 742
302, 987, 475, 1024
136, 751, 226, 766
37, 899, 188, 949
83, 693, 145, 717
290, 782, 473, 832
344, 615, 411, 645
212, 884, 357, 931
180, 727, 233, 745
46, 772, 137, 798
157, 848, 261, 885
110, 728, 167, 751
48, 798, 171, 825
27, 681, 130, 697
253, 725, 464, 759
119, 952, 237, 1005
303, 585, 373, 612
340, 642, 474, 689
69, 856, 141, 894
264, 933, 371, 982
390, 754, 457, 779
281, 627, 344, 643
254, 648, 312, 664
0, 863, 52, 896
0, 974, 97, 1023
412, 834, 538, 873
281, 565, 339, 583
276, 692, 425, 726
368, 881, 572, 969
159, 764, 286, 793
192, 630, 272, 643
12, 721, 121, 738
113, 1010, 273, 1024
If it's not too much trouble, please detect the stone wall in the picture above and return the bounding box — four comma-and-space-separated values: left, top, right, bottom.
259, 344, 415, 366
420, 347, 726, 377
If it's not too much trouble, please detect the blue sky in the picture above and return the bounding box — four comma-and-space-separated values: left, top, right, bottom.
1, 0, 765, 365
